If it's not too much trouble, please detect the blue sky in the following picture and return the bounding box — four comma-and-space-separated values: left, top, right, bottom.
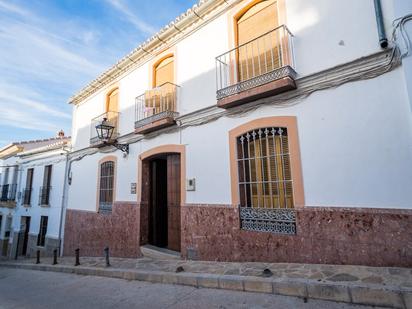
0, 0, 196, 148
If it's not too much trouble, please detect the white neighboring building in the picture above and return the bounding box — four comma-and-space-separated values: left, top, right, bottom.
0, 134, 70, 258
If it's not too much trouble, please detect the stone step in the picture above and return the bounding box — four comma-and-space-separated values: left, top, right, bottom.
140, 245, 180, 260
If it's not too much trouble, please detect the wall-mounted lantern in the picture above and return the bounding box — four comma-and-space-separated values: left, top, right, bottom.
95, 118, 129, 155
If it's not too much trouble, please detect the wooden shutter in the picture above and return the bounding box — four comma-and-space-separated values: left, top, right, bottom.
154, 56, 174, 87
237, 0, 279, 81
107, 89, 119, 113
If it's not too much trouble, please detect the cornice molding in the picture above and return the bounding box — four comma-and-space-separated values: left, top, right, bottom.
69, 0, 238, 105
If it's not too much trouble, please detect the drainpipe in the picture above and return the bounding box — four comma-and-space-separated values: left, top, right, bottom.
373, 0, 388, 48
58, 148, 70, 256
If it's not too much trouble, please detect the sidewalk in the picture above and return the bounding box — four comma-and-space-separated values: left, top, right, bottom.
1, 255, 411, 308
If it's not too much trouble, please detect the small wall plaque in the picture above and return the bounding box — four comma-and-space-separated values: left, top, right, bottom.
186, 178, 196, 191
131, 183, 137, 194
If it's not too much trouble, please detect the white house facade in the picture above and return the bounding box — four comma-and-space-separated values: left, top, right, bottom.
61, 0, 412, 266
0, 135, 70, 258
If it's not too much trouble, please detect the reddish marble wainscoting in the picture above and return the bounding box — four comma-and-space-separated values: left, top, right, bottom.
181, 204, 412, 267
63, 202, 141, 258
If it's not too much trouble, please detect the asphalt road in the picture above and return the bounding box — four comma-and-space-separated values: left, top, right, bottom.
0, 268, 384, 309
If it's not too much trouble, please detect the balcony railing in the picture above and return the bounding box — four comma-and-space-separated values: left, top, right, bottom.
135, 82, 179, 134
38, 186, 51, 206
90, 111, 119, 146
216, 25, 296, 102
22, 188, 32, 206
0, 184, 17, 202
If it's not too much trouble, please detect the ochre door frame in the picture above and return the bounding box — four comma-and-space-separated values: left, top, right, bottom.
137, 144, 186, 205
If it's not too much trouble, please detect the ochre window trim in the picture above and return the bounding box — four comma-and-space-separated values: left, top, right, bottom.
148, 46, 177, 89
229, 116, 304, 208
96, 155, 117, 212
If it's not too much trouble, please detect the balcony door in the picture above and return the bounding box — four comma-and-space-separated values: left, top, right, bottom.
106, 88, 119, 138
147, 56, 175, 116
236, 0, 280, 82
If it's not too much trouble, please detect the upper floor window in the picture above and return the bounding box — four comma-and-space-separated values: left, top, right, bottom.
99, 160, 115, 212
23, 168, 34, 206
106, 88, 119, 113
135, 54, 179, 134
39, 165, 52, 206
153, 55, 174, 87
236, 0, 280, 82
216, 0, 296, 107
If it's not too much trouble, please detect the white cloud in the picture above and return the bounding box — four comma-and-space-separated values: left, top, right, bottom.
104, 0, 157, 35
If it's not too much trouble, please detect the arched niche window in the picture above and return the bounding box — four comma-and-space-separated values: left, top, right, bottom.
153, 55, 174, 87
236, 0, 280, 81
147, 55, 176, 115
98, 159, 115, 212
229, 117, 304, 235
105, 88, 119, 136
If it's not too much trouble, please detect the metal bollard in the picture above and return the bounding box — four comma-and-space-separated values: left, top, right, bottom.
75, 248, 80, 266
36, 250, 40, 264
52, 249, 58, 265
104, 247, 110, 267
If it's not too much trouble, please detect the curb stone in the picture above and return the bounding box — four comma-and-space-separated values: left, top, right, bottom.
0, 262, 410, 309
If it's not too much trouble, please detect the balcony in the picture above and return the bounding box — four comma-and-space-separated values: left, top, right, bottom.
38, 186, 51, 206
0, 184, 17, 207
90, 111, 119, 147
22, 188, 32, 206
216, 25, 296, 109
135, 82, 179, 134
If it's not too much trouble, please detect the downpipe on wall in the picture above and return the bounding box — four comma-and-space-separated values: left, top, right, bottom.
374, 0, 388, 48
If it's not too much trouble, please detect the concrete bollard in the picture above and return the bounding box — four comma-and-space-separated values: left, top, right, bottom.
75, 248, 80, 266
36, 250, 40, 264
52, 249, 58, 265
104, 247, 110, 267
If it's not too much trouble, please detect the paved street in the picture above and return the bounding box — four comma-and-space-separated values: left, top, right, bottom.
0, 268, 385, 309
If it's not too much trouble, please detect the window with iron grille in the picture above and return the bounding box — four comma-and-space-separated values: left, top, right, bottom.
99, 161, 114, 212
37, 216, 48, 247
237, 127, 296, 234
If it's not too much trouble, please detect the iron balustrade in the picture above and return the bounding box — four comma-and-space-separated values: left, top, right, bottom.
90, 111, 119, 145
216, 25, 296, 100
22, 188, 32, 206
0, 184, 17, 202
38, 186, 52, 206
135, 82, 180, 129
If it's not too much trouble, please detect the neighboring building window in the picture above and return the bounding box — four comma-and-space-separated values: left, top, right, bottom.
237, 127, 296, 234
23, 168, 34, 206
0, 167, 9, 201
5, 216, 12, 238
37, 216, 48, 247
39, 165, 52, 206
99, 161, 115, 212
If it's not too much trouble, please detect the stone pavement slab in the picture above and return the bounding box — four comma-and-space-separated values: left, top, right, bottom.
1, 255, 411, 308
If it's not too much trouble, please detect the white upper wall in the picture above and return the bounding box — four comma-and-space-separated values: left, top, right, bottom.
70, 0, 409, 150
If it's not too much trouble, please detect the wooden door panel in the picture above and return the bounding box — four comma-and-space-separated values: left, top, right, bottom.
167, 154, 180, 252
